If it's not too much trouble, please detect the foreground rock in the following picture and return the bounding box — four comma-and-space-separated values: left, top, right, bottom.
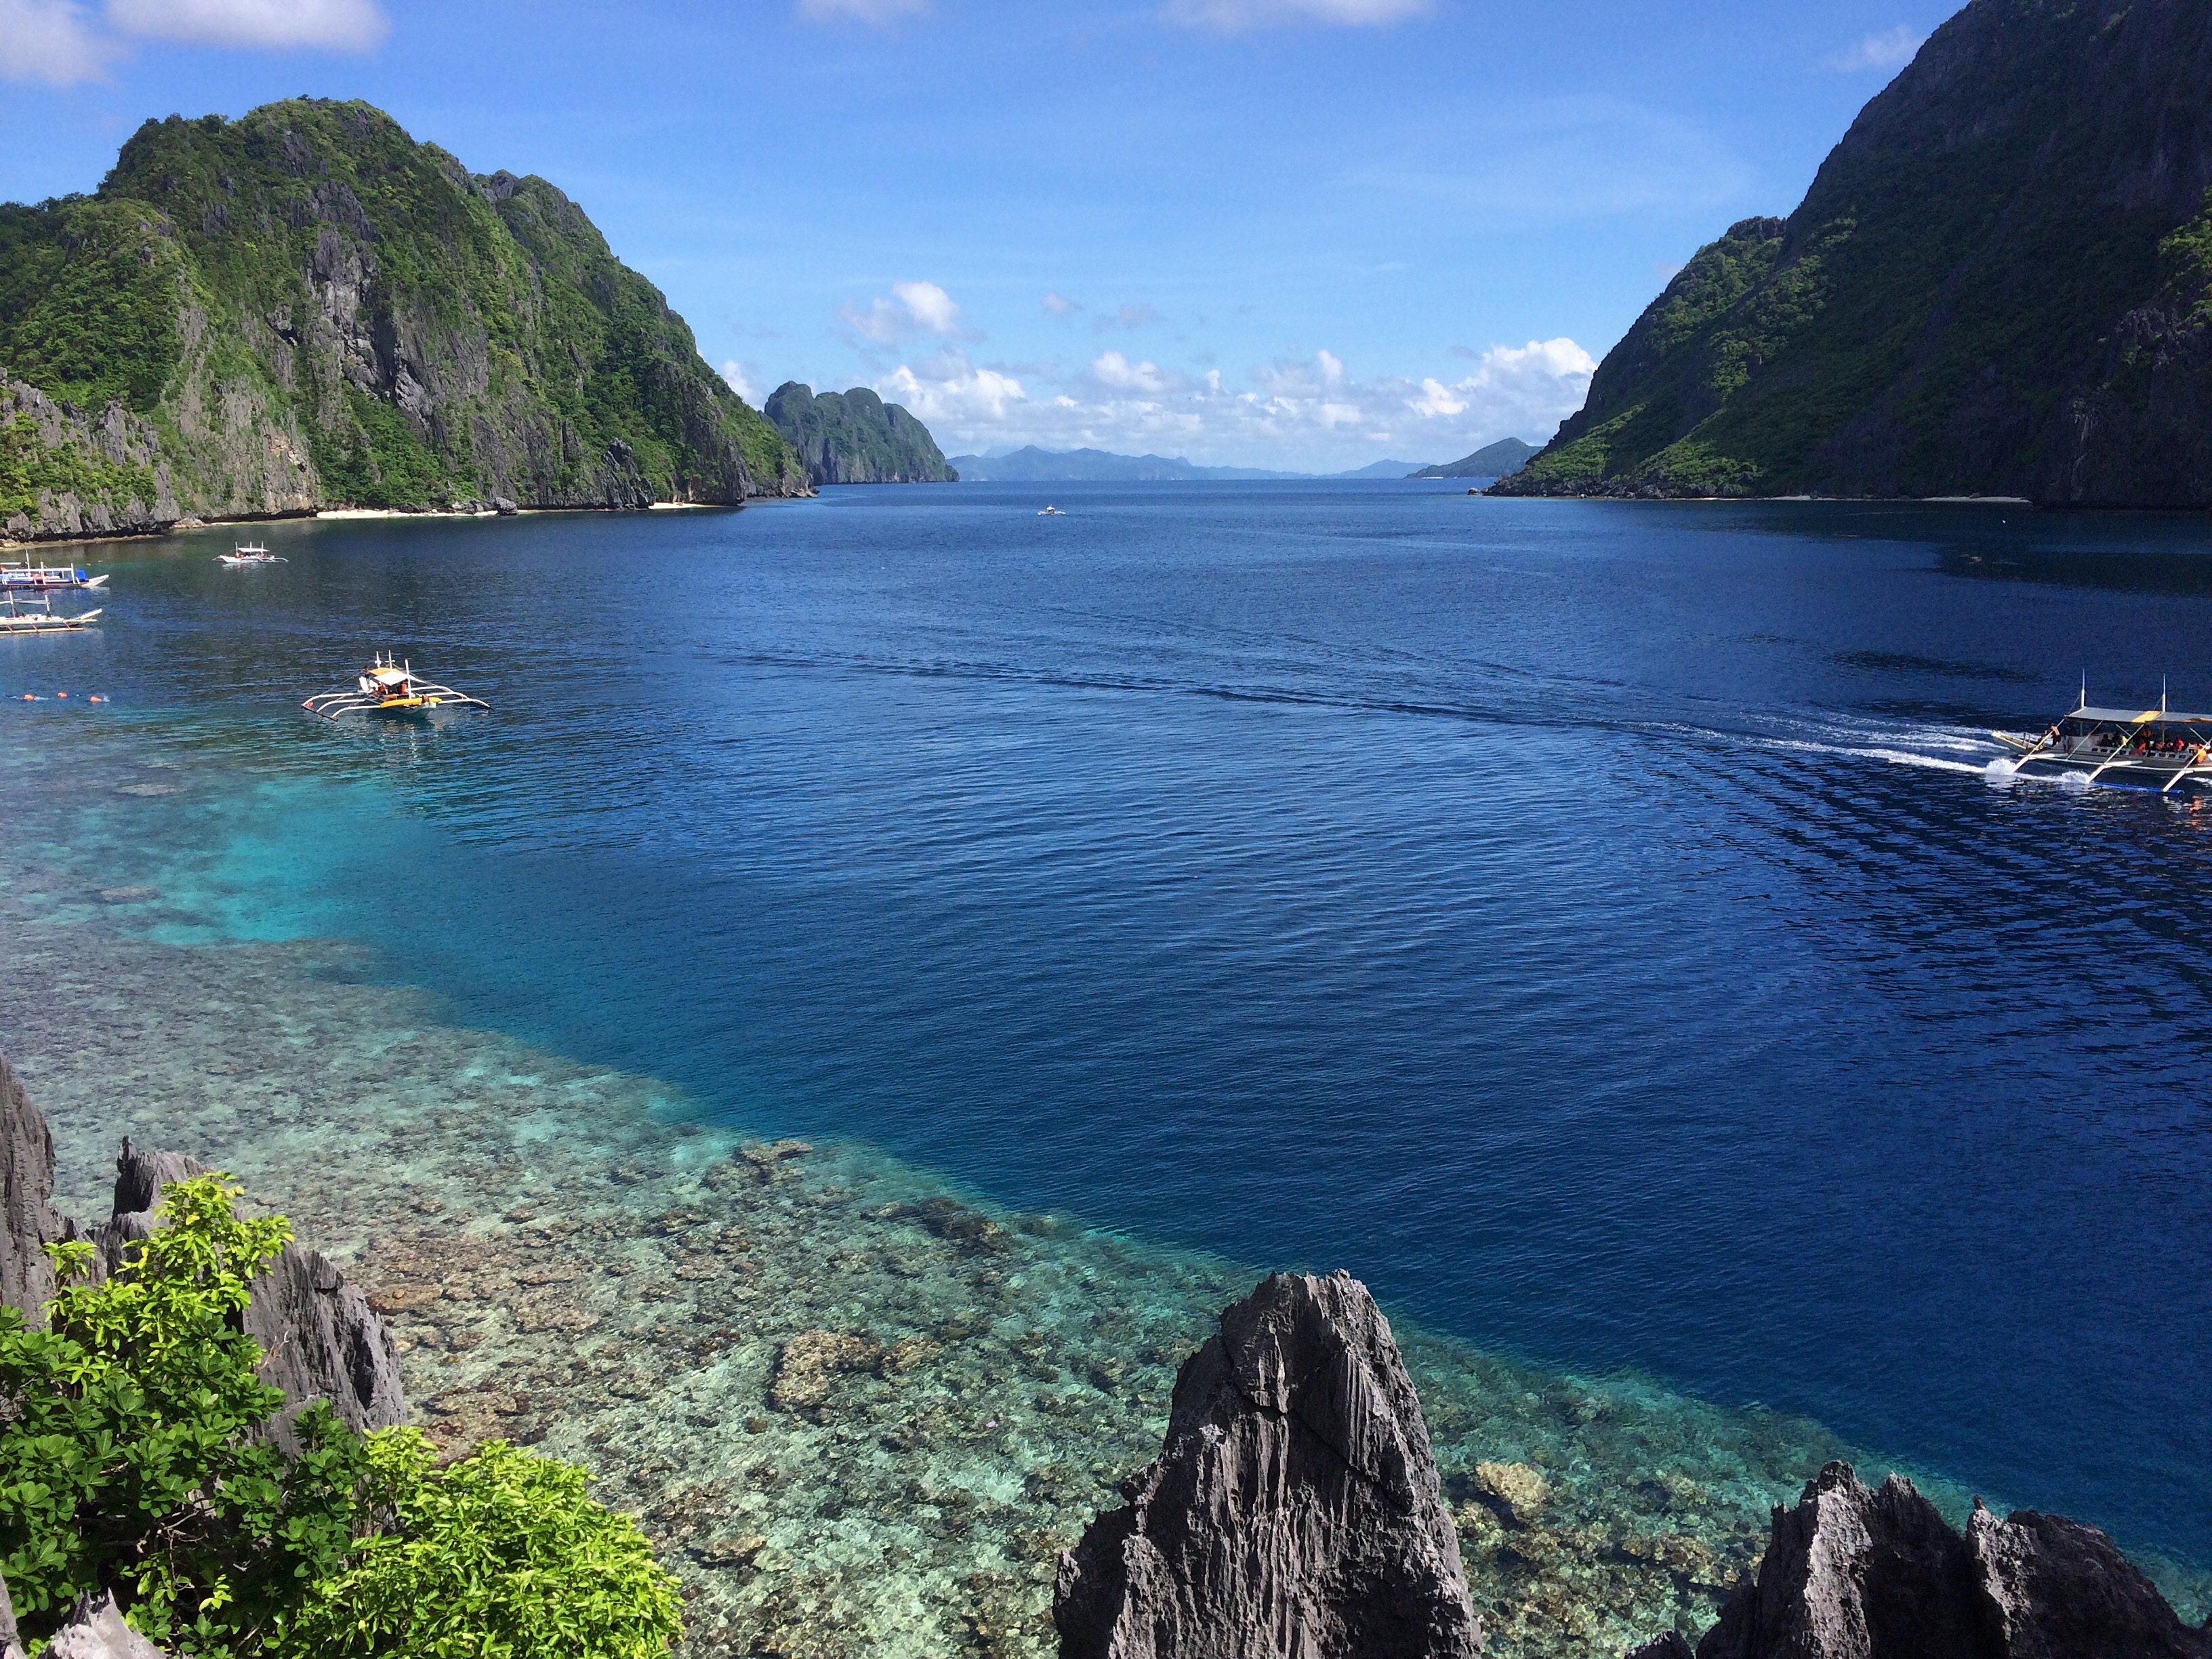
1657, 1460, 2212, 1659
41, 1593, 168, 1659
1054, 1269, 1483, 1659
0, 1052, 68, 1323
0, 1057, 404, 1443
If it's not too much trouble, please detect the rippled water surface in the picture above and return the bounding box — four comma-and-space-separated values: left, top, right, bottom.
5, 483, 2209, 1597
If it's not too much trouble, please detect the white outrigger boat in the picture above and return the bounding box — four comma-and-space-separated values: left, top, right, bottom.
218, 542, 285, 566
302, 653, 488, 720
1, 591, 102, 634
1994, 685, 2212, 792
1, 560, 107, 592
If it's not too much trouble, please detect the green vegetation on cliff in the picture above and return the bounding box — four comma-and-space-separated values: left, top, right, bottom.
1498, 0, 2212, 506
762, 382, 956, 484
0, 100, 806, 537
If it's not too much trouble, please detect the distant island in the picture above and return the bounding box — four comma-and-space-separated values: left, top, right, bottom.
1494, 0, 2212, 506
0, 100, 807, 543
764, 383, 956, 485
947, 447, 1462, 482
1409, 438, 1540, 480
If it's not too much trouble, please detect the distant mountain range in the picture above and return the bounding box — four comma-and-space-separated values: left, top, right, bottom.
1408, 438, 1540, 479
945, 447, 1491, 482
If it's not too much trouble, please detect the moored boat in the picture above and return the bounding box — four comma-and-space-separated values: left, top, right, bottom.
0, 591, 102, 633
302, 653, 488, 720
1994, 689, 2212, 792
1, 560, 107, 591
218, 542, 285, 566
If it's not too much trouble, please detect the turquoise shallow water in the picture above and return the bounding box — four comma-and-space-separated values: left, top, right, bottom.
4, 487, 2210, 1650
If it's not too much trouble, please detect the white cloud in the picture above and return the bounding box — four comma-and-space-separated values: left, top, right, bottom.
1091, 350, 1172, 394
878, 348, 1027, 427
797, 0, 926, 20
1828, 24, 1923, 72
719, 360, 761, 403
1042, 291, 1080, 317
0, 0, 115, 81
1165, 0, 1429, 28
838, 279, 977, 345
107, 0, 387, 49
1411, 377, 1465, 417
893, 279, 962, 334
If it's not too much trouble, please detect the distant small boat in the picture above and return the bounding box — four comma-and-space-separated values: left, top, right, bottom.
1, 560, 107, 591
302, 652, 488, 720
1038, 506, 1065, 516
218, 541, 285, 566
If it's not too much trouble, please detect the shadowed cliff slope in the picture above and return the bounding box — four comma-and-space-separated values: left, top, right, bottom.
0, 100, 806, 539
1496, 0, 2212, 506
764, 382, 956, 484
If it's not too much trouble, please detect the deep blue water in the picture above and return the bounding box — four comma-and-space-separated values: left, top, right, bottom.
9, 481, 2211, 1561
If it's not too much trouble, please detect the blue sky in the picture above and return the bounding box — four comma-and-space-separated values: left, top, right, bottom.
2, 0, 1942, 471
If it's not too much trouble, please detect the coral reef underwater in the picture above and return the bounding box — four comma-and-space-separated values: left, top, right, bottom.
3, 724, 2206, 1658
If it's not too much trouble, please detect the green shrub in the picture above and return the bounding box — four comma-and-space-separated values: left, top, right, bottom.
287, 1433, 683, 1659
0, 1176, 367, 1657
0, 1176, 682, 1659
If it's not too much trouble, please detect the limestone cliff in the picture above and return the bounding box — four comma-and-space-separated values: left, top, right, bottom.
0, 100, 808, 541
1496, 0, 2212, 505
764, 382, 956, 484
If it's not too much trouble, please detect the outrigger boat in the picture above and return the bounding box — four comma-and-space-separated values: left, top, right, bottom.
218, 542, 285, 566
1, 560, 107, 592
302, 653, 489, 720
0, 591, 102, 634
1994, 683, 2212, 792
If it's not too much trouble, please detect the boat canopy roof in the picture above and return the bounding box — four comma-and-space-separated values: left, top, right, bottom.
369, 665, 411, 685
2070, 705, 2212, 725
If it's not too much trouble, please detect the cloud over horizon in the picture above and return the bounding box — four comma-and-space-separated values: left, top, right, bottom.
867, 337, 1594, 472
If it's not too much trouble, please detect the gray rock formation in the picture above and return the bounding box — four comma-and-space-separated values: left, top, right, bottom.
1054, 1269, 1483, 1659
0, 382, 182, 544
0, 1051, 68, 1324
0, 1055, 404, 1443
94, 1139, 404, 1446
1, 1565, 25, 1659
1677, 1461, 2211, 1659
245, 1233, 407, 1448
42, 1592, 168, 1659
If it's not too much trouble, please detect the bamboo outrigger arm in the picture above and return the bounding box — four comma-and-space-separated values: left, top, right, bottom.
302, 679, 490, 719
